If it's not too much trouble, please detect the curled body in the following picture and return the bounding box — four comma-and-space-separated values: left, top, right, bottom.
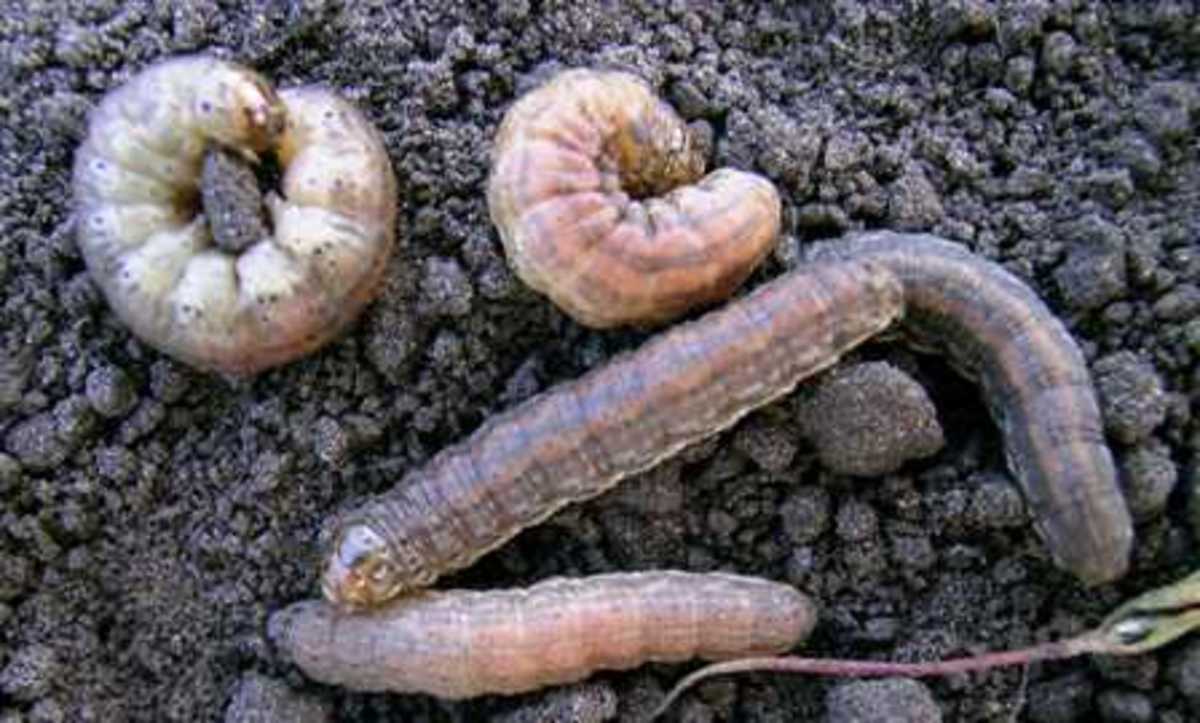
487, 68, 781, 328
270, 571, 816, 699
804, 231, 1133, 585
73, 55, 396, 375
324, 258, 905, 607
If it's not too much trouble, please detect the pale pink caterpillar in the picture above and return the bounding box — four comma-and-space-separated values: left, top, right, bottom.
487, 68, 782, 328
270, 571, 816, 699
72, 55, 396, 375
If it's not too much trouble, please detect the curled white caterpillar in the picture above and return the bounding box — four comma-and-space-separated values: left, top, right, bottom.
72, 55, 396, 375
270, 571, 816, 699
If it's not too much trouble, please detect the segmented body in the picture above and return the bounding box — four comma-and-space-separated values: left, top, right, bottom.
286, 231, 1134, 700
270, 572, 816, 699
805, 231, 1133, 585
487, 68, 781, 328
73, 55, 396, 375
323, 258, 905, 606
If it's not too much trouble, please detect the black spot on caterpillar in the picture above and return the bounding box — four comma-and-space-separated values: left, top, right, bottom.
72, 55, 396, 375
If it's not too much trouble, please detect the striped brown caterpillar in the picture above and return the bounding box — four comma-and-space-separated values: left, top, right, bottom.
270, 571, 816, 699
292, 232, 1135, 701
322, 233, 1132, 615
487, 68, 781, 328
322, 257, 905, 608
803, 231, 1133, 585
73, 55, 396, 375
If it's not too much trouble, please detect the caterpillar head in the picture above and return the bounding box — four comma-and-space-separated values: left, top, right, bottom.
322, 521, 408, 609
193, 64, 287, 154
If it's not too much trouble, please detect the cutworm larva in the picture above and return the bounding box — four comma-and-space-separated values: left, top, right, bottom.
804, 231, 1134, 585
323, 233, 1132, 612
270, 571, 816, 699
323, 258, 904, 607
73, 55, 396, 375
295, 232, 1134, 700
487, 68, 781, 328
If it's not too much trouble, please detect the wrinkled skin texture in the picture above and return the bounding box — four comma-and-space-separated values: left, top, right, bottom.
73, 55, 396, 375
488, 68, 781, 327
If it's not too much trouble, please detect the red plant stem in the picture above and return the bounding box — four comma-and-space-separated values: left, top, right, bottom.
652, 633, 1110, 720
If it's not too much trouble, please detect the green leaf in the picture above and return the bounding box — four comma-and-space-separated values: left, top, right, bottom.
1098, 569, 1200, 655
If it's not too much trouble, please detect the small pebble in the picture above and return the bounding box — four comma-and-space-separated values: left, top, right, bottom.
968, 474, 1027, 528
825, 678, 941, 723
935, 0, 995, 41
85, 364, 138, 418
889, 534, 936, 570
494, 682, 618, 723
1040, 31, 1077, 77
29, 698, 66, 723
1094, 352, 1167, 444
4, 413, 69, 470
732, 420, 798, 473
419, 256, 474, 318
52, 396, 96, 447
1153, 283, 1200, 321
0, 453, 22, 494
835, 500, 878, 543
1119, 440, 1177, 520
1114, 131, 1163, 185
0, 644, 59, 702
1054, 214, 1127, 311
1005, 56, 1036, 95
1026, 673, 1094, 723
886, 165, 945, 230
201, 147, 270, 253
312, 416, 351, 466
780, 487, 831, 544
365, 305, 419, 382
1096, 689, 1153, 723
223, 672, 330, 723
1167, 638, 1200, 702
0, 551, 32, 601
1134, 81, 1200, 147
149, 360, 191, 403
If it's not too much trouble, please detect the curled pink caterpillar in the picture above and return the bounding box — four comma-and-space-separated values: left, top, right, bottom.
487, 68, 781, 328
270, 571, 816, 699
73, 55, 396, 375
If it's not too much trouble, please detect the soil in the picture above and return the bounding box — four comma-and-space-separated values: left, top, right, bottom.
0, 1, 1197, 721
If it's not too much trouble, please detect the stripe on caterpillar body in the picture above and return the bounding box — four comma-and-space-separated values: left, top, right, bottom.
804, 231, 1133, 585
321, 258, 904, 608
323, 232, 1133, 613
293, 233, 1134, 699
